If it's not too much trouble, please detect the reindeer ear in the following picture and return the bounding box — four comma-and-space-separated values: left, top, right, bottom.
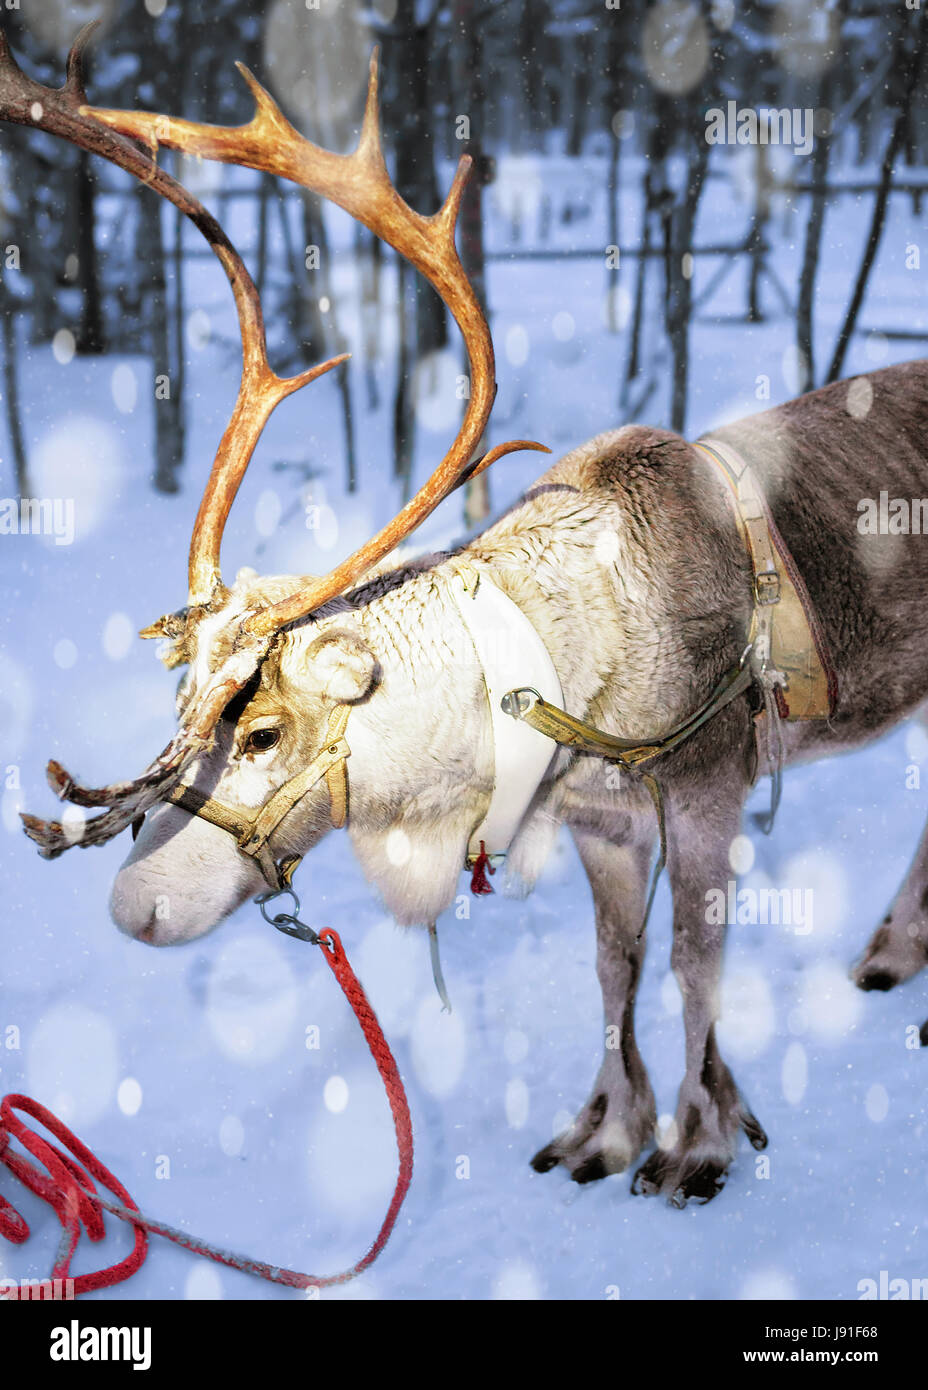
305, 629, 379, 704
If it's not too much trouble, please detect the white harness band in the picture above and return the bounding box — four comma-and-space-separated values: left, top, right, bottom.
450, 567, 563, 864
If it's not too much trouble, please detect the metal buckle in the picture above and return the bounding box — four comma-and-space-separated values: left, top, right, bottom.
754, 570, 780, 605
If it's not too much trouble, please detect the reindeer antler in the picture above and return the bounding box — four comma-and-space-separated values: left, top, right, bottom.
87, 49, 549, 632
6, 27, 549, 857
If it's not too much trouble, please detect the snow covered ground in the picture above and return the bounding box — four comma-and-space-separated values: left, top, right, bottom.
1, 147, 927, 1301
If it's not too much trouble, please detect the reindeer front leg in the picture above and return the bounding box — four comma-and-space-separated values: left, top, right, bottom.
633, 765, 767, 1205
531, 828, 657, 1183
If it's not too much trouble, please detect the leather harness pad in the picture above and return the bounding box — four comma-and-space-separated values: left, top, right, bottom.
695, 437, 837, 721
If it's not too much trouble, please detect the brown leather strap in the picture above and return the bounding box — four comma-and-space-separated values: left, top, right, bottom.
502, 663, 754, 772
165, 703, 351, 888
695, 438, 837, 720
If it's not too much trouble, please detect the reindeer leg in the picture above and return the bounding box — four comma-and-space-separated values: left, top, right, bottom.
632, 765, 766, 1206
531, 828, 657, 1183
853, 814, 928, 995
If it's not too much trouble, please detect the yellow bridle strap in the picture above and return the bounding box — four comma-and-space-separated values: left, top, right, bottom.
165, 703, 351, 889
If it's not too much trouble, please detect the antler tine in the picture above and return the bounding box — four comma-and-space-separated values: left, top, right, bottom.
86, 48, 551, 636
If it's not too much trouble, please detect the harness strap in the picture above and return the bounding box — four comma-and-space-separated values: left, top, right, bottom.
501, 662, 754, 772
695, 437, 837, 721
165, 703, 351, 890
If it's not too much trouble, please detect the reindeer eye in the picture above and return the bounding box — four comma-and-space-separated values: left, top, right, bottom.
244, 728, 281, 754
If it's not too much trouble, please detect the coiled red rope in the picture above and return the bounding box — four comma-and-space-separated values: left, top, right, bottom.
0, 928, 413, 1298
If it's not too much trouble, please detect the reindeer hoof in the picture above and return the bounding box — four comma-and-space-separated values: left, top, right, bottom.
529, 1144, 561, 1174
741, 1110, 768, 1150
856, 969, 899, 992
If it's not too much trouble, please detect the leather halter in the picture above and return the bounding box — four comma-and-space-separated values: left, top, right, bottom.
164, 703, 351, 891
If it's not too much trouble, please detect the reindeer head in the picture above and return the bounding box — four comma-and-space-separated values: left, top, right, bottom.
5, 25, 547, 945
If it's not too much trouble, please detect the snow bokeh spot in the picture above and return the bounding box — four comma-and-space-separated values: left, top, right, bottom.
385, 828, 411, 868
307, 1075, 398, 1214
780, 344, 806, 397
657, 1113, 678, 1149
798, 959, 862, 1043
610, 110, 634, 140
642, 2, 709, 96
52, 329, 75, 365
0, 653, 33, 761
206, 934, 298, 1065
505, 1077, 530, 1130
601, 285, 632, 331
102, 612, 134, 662
219, 1115, 245, 1157
324, 1075, 349, 1115
552, 312, 575, 343
410, 994, 465, 1098
846, 377, 873, 419
492, 1259, 542, 1300
781, 1041, 808, 1107
26, 1004, 119, 1128
864, 332, 889, 365
740, 1268, 798, 1300
255, 489, 282, 539
660, 971, 683, 1017
782, 848, 846, 938
117, 1077, 142, 1116
111, 363, 138, 415
505, 324, 529, 368
53, 638, 77, 670
503, 1028, 529, 1066
593, 526, 621, 566
185, 1265, 223, 1300
552, 1108, 574, 1138
61, 804, 87, 846
865, 1083, 889, 1124
187, 309, 211, 351
905, 722, 928, 764
33, 415, 123, 542
413, 350, 461, 432
728, 834, 755, 875
717, 967, 775, 1060
1, 786, 24, 835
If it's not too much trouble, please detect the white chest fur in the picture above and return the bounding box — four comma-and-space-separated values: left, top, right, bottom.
449, 569, 564, 862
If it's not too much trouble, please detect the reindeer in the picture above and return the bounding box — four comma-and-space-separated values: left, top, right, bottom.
6, 28, 927, 1210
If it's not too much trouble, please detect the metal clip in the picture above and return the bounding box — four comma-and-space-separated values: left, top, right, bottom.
256, 885, 321, 946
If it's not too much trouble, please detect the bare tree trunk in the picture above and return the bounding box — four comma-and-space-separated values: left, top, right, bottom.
827, 18, 925, 384
137, 188, 181, 494
796, 108, 833, 391
452, 0, 493, 526
75, 150, 104, 354
666, 112, 709, 434
299, 191, 356, 493
393, 258, 415, 496
0, 279, 30, 497
746, 144, 769, 325
358, 224, 382, 413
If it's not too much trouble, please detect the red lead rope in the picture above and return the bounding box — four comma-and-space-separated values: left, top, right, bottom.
0, 929, 414, 1298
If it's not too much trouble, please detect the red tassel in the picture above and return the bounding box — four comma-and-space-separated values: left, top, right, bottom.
470, 841, 495, 896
